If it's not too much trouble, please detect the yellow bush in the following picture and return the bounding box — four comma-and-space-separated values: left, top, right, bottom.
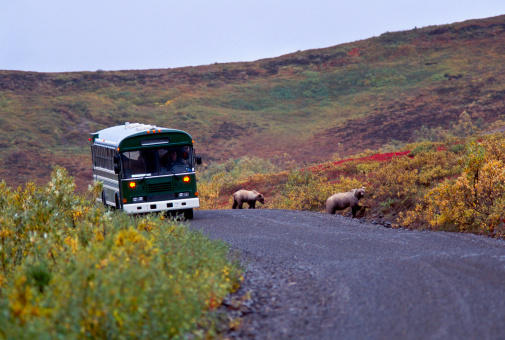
0, 168, 243, 338
198, 173, 226, 210
420, 159, 505, 235
401, 137, 505, 236
371, 157, 419, 200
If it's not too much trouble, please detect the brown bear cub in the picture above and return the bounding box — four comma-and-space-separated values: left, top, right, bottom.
232, 190, 265, 209
326, 187, 365, 218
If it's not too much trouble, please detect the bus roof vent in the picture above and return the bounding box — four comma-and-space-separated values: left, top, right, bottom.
124, 122, 158, 131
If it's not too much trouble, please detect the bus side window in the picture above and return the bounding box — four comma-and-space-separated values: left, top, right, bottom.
102, 147, 106, 169
100, 147, 105, 169
97, 147, 102, 168
91, 145, 96, 166
107, 148, 112, 170
93, 145, 97, 166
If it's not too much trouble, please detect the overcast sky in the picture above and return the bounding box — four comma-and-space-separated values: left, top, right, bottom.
1, 0, 504, 73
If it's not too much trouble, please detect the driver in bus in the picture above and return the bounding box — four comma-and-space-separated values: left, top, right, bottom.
160, 149, 182, 170
168, 150, 182, 167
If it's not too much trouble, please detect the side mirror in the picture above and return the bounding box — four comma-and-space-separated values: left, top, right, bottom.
196, 156, 202, 165
114, 154, 121, 164
114, 164, 121, 174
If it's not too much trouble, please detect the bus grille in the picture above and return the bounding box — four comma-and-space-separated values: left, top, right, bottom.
148, 182, 173, 193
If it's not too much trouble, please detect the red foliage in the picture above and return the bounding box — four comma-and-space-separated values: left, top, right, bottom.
348, 48, 362, 57
306, 151, 412, 172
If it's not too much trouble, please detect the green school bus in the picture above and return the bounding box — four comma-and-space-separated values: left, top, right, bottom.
90, 122, 202, 219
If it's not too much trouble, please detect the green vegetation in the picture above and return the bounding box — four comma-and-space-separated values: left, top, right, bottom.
0, 168, 243, 339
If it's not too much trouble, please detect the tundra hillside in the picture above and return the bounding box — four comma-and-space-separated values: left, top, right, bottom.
1, 15, 505, 192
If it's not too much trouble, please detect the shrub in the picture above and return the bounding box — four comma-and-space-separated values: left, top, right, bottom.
197, 157, 279, 209
275, 171, 332, 211
273, 170, 365, 213
0, 167, 243, 338
370, 156, 419, 200
409, 141, 437, 156
400, 137, 505, 236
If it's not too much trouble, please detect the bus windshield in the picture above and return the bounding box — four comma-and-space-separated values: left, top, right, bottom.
120, 146, 195, 178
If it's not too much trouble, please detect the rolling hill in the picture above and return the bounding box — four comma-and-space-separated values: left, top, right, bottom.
1, 15, 505, 191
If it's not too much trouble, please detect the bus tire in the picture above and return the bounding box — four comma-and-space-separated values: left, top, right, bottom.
101, 191, 107, 207
183, 209, 194, 220
115, 193, 121, 210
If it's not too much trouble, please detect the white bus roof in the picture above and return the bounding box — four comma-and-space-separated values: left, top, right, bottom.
91, 122, 188, 147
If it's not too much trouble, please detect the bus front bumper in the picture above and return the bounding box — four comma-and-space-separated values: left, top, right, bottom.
123, 198, 199, 214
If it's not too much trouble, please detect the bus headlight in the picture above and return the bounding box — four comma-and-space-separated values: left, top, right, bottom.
178, 192, 190, 198
132, 197, 144, 202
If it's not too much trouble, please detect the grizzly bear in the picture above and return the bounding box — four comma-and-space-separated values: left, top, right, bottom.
326, 187, 365, 218
232, 189, 265, 209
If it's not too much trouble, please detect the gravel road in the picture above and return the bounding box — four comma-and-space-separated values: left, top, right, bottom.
188, 209, 505, 339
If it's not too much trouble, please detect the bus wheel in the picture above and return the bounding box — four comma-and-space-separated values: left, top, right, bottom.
183, 209, 194, 220
101, 191, 107, 207
115, 194, 120, 210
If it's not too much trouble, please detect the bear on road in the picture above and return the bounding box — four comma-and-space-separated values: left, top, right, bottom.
326, 187, 365, 218
232, 190, 265, 209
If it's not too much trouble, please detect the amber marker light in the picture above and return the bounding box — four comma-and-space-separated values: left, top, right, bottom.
183, 176, 190, 183
129, 182, 136, 188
